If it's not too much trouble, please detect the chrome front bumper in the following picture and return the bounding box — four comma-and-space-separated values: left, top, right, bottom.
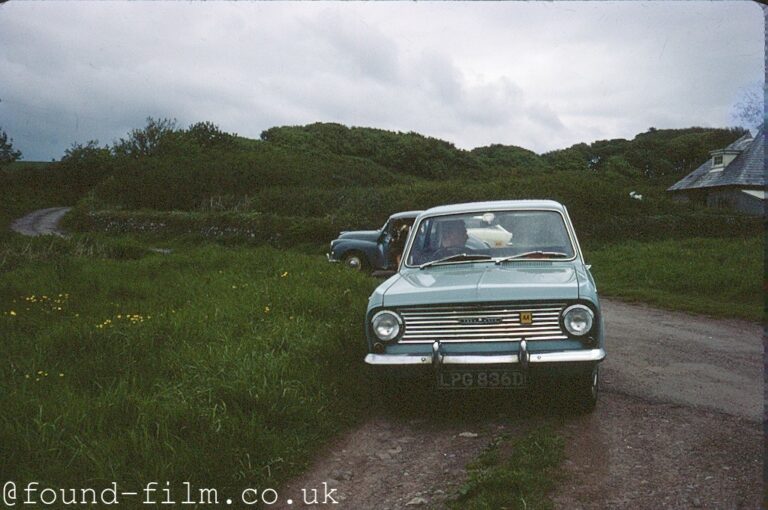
326, 253, 339, 263
365, 347, 606, 366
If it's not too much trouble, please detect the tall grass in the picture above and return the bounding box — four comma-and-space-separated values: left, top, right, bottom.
0, 239, 378, 494
586, 236, 763, 320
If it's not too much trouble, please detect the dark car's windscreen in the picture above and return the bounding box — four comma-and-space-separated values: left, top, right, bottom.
405, 210, 575, 266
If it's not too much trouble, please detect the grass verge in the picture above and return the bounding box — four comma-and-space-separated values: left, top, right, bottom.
0, 235, 378, 496
451, 429, 565, 510
586, 236, 763, 321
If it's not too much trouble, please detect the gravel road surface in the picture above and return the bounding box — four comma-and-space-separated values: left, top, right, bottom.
10, 207, 71, 236
278, 299, 763, 509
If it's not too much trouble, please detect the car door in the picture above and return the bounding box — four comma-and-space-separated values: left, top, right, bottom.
377, 221, 393, 269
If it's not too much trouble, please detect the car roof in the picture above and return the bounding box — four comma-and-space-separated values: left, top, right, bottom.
389, 210, 424, 220
418, 200, 566, 218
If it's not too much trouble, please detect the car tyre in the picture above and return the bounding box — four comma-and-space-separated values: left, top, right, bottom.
572, 364, 599, 413
342, 252, 368, 272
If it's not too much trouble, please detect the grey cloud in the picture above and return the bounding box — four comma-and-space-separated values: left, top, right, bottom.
456, 77, 526, 126
310, 12, 402, 85
0, 1, 762, 160
416, 53, 464, 104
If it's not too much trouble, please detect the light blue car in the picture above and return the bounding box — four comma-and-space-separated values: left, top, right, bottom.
364, 200, 605, 411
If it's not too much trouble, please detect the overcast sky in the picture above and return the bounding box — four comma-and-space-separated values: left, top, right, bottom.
0, 1, 764, 161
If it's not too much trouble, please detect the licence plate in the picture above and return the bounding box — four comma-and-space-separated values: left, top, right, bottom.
436, 370, 525, 389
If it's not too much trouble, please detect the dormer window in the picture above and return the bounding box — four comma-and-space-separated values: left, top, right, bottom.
709, 149, 740, 173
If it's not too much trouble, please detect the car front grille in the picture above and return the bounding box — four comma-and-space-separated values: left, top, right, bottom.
397, 302, 567, 343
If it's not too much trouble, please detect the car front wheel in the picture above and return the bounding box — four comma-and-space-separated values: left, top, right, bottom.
342, 252, 368, 272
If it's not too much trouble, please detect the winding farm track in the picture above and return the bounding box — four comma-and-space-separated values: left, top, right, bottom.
277, 299, 763, 509
10, 206, 71, 236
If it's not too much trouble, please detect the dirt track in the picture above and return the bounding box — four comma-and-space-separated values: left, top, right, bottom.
10, 206, 71, 236
277, 299, 763, 509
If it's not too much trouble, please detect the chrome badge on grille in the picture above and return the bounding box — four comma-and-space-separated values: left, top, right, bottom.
520, 312, 533, 325
458, 317, 503, 325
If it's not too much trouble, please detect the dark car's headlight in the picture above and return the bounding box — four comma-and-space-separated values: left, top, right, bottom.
561, 304, 594, 336
371, 310, 402, 342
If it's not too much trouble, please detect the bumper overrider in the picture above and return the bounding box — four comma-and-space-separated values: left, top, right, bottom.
365, 340, 606, 366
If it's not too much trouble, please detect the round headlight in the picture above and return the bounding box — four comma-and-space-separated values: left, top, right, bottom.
562, 304, 594, 336
371, 310, 402, 342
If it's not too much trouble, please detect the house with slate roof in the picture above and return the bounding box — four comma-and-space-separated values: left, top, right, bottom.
667, 126, 765, 216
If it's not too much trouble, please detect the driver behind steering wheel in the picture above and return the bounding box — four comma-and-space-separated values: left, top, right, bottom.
432, 219, 469, 260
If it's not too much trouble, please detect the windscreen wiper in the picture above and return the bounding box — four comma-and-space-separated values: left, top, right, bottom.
494, 251, 569, 264
419, 253, 493, 269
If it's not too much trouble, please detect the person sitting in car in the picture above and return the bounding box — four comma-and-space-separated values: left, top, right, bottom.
433, 219, 469, 259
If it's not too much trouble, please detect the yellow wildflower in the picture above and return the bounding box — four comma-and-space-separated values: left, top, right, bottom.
281, 271, 289, 278
9, 310, 16, 316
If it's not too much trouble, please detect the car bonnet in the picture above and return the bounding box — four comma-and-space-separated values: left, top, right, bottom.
381, 262, 579, 307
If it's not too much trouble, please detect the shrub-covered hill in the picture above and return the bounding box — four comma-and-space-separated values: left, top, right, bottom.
260, 122, 484, 180
5, 119, 749, 221
543, 126, 747, 184
91, 142, 411, 211
470, 144, 547, 173
260, 122, 746, 184
4, 120, 753, 225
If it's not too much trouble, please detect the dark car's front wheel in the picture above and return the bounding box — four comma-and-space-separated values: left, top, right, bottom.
342, 252, 368, 272
572, 364, 599, 413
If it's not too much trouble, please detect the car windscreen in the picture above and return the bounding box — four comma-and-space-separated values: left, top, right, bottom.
405, 210, 575, 267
